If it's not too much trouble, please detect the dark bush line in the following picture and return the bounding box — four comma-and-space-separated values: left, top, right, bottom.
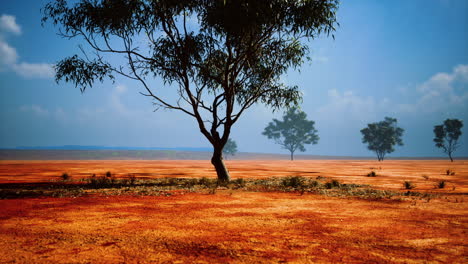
0, 174, 438, 201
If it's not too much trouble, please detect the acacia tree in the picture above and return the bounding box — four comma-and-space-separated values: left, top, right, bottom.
223, 138, 237, 159
360, 117, 404, 161
434, 119, 463, 162
42, 0, 339, 182
262, 107, 319, 160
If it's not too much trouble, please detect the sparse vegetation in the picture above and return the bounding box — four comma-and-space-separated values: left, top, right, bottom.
446, 169, 455, 175
436, 180, 446, 189
61, 172, 71, 181
367, 171, 377, 177
281, 176, 306, 189
422, 175, 429, 180
403, 181, 416, 190
1, 174, 430, 201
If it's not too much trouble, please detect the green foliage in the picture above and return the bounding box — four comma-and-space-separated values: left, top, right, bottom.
262, 107, 319, 160
281, 176, 306, 189
360, 117, 404, 161
223, 138, 238, 157
324, 179, 341, 189
403, 181, 415, 190
434, 119, 463, 162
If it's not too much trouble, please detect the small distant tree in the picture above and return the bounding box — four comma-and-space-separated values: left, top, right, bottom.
433, 119, 463, 162
262, 107, 319, 160
223, 138, 238, 159
360, 117, 404, 161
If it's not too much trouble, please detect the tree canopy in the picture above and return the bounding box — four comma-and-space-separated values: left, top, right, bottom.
42, 0, 339, 181
434, 118, 463, 162
360, 117, 404, 161
262, 107, 319, 160
223, 138, 238, 158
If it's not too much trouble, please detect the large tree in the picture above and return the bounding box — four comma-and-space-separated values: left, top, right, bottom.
360, 117, 404, 161
262, 107, 319, 160
433, 119, 463, 162
42, 0, 339, 182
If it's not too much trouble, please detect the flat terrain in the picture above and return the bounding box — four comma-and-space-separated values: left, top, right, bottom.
0, 160, 467, 263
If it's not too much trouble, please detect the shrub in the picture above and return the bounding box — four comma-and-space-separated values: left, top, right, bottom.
446, 169, 455, 176
323, 180, 341, 189
281, 176, 306, 188
198, 177, 215, 187
88, 173, 114, 187
61, 173, 71, 181
422, 175, 429, 180
309, 180, 320, 188
367, 171, 377, 177
232, 178, 246, 188
436, 180, 446, 189
185, 178, 198, 188
331, 179, 341, 187
129, 174, 137, 185
403, 181, 416, 190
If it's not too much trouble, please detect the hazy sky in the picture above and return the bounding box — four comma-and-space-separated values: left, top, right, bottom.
1, 0, 467, 157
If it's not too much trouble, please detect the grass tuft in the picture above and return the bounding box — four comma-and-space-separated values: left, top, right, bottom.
403, 181, 416, 190
436, 180, 446, 189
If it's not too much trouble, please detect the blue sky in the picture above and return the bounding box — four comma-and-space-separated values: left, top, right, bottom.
1, 0, 467, 157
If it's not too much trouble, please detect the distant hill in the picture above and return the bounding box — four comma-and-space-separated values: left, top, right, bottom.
0, 149, 464, 160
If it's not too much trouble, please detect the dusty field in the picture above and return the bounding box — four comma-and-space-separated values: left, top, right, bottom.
0, 160, 467, 263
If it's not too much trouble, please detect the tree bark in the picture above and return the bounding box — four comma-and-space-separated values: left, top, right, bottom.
290, 151, 294, 161
211, 148, 230, 182
449, 152, 453, 162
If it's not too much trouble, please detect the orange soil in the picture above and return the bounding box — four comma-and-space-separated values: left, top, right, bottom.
0, 160, 467, 263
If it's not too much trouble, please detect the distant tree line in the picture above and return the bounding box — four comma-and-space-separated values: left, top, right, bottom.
259, 108, 463, 162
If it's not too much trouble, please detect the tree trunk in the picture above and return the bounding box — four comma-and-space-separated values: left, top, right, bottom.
290, 151, 294, 161
449, 152, 453, 162
211, 149, 230, 182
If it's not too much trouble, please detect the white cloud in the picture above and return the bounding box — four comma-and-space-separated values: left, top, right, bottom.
398, 64, 468, 115
0, 39, 17, 66
110, 84, 129, 114
0, 14, 54, 79
0, 14, 21, 35
311, 56, 329, 63
54, 107, 67, 122
316, 89, 386, 122
12, 62, 55, 79
20, 105, 50, 117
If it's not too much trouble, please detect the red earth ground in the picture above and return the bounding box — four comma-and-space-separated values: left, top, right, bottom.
0, 160, 467, 263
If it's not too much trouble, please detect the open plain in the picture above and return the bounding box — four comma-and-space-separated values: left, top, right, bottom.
0, 160, 467, 263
